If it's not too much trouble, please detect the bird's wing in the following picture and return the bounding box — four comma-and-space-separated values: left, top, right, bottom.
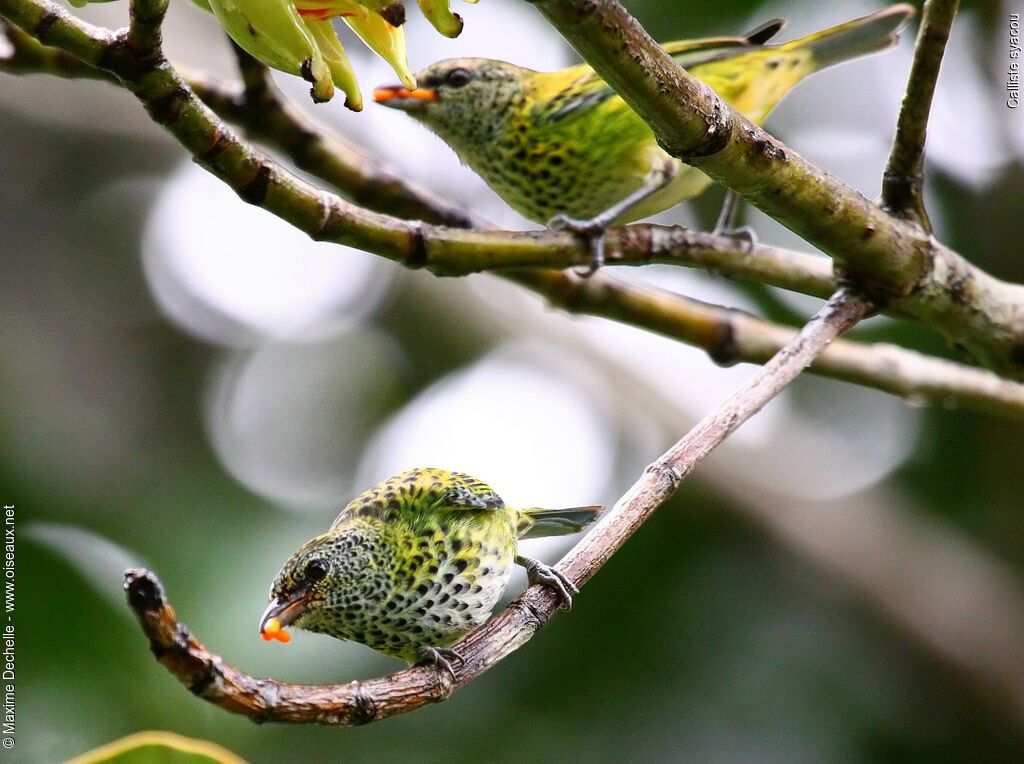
538, 19, 787, 125
330, 468, 504, 528
430, 471, 505, 511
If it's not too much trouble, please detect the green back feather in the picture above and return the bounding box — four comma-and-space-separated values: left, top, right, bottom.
542, 5, 912, 126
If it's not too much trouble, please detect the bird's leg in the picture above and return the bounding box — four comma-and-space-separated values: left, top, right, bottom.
547, 166, 674, 277
712, 189, 758, 248
416, 645, 464, 684
516, 554, 578, 610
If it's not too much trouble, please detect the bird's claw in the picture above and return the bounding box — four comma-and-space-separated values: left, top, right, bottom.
711, 223, 758, 252
416, 645, 464, 684
518, 555, 578, 610
547, 214, 607, 277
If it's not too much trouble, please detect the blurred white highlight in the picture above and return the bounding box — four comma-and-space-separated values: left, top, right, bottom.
206, 328, 404, 508
143, 162, 392, 347
359, 343, 615, 510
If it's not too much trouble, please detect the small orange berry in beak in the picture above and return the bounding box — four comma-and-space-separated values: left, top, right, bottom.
373, 86, 438, 103
260, 617, 292, 643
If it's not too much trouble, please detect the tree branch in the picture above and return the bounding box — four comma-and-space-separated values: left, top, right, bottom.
123, 289, 869, 725
6, 4, 1024, 415
524, 0, 1024, 377
0, 17, 111, 79
881, 0, 960, 229
4, 18, 1024, 418
0, 0, 835, 287
513, 271, 1024, 419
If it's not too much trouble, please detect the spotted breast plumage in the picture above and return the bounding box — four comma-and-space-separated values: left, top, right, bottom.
260, 468, 601, 668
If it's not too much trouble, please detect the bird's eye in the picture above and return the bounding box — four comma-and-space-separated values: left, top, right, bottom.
445, 68, 472, 88
304, 559, 329, 582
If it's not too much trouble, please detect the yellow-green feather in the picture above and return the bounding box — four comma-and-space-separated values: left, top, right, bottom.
268, 468, 599, 662
406, 7, 911, 224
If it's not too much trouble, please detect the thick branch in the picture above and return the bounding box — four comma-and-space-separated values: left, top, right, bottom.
525, 0, 1024, 377
881, 0, 960, 228
123, 290, 868, 724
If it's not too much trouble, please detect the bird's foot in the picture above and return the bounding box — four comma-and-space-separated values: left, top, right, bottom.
547, 213, 608, 277
517, 555, 578, 610
711, 223, 759, 252
416, 645, 464, 685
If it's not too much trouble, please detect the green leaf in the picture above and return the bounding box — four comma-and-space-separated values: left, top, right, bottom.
65, 731, 247, 764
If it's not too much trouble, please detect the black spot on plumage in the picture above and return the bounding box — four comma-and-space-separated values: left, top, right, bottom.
454, 559, 468, 573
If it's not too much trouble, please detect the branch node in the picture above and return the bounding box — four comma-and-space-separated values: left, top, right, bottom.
188, 655, 224, 696
237, 163, 273, 205
645, 457, 683, 489
124, 567, 165, 612
707, 316, 741, 368
511, 596, 550, 631
406, 221, 429, 270
349, 681, 379, 723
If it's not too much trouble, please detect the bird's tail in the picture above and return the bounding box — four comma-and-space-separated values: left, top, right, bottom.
784, 4, 914, 70
516, 505, 602, 539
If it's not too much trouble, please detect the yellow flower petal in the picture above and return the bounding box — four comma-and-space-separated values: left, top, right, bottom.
303, 18, 363, 111
416, 0, 464, 38
208, 0, 335, 102
342, 9, 416, 89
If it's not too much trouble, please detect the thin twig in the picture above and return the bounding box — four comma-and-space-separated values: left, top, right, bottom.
881, 0, 960, 229
122, 289, 869, 725
125, 0, 167, 59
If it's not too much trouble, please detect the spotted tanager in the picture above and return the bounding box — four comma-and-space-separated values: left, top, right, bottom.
374, 5, 913, 271
260, 468, 601, 672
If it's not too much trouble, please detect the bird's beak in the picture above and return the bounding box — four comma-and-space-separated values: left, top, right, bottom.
259, 590, 310, 634
373, 84, 437, 110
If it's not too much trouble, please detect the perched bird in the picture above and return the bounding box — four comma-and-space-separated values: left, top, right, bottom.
260, 468, 601, 671
374, 5, 913, 271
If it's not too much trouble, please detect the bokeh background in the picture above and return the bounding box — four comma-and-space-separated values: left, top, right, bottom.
3, 0, 1024, 760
